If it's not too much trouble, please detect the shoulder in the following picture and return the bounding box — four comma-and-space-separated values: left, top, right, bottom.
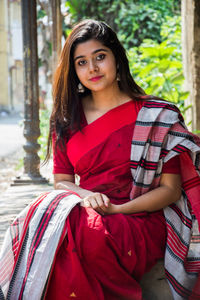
141, 97, 181, 114
136, 97, 184, 123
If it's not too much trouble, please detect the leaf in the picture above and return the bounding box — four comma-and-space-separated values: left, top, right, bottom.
170, 72, 184, 84
65, 28, 72, 37
169, 61, 183, 69
151, 76, 165, 87
146, 84, 160, 94
168, 90, 179, 103
140, 46, 160, 59
138, 63, 156, 77
37, 10, 46, 19
192, 129, 200, 134
179, 91, 190, 100
182, 104, 192, 113
158, 59, 171, 73
158, 47, 176, 59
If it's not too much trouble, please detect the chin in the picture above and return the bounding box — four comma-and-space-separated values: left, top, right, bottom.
87, 85, 106, 92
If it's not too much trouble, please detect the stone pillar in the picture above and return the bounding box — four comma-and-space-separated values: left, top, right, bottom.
50, 0, 62, 73
14, 0, 47, 184
182, 0, 200, 132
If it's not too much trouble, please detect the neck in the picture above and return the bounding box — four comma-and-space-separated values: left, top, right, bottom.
90, 83, 129, 111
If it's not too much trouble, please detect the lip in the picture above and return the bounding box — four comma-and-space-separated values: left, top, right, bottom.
89, 76, 103, 82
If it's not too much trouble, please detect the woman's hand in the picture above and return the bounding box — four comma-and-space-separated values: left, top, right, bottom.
81, 193, 119, 215
54, 175, 119, 215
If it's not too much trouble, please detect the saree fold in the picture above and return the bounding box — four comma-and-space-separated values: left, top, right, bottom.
0, 99, 200, 299
130, 100, 200, 299
0, 191, 81, 300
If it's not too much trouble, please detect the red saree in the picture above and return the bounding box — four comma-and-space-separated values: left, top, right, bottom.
2, 99, 196, 300
46, 100, 174, 299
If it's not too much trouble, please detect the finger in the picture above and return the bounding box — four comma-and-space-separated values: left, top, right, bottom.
94, 207, 105, 215
83, 198, 91, 207
101, 194, 110, 207
89, 198, 100, 209
95, 193, 106, 208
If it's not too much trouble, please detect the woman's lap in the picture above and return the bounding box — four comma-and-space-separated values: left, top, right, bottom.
45, 205, 166, 300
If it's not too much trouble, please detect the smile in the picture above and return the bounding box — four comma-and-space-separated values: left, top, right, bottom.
89, 76, 103, 82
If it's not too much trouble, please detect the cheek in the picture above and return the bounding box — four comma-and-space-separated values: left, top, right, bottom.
107, 62, 117, 79
105, 59, 117, 75
75, 67, 85, 81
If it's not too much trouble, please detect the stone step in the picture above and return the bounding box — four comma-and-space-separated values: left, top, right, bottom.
141, 259, 173, 299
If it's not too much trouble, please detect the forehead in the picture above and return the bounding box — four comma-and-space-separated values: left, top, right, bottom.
73, 39, 110, 58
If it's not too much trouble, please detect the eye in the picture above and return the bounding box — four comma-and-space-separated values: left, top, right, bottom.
96, 54, 106, 61
77, 60, 87, 66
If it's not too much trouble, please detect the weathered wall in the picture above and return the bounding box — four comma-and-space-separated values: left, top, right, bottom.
10, 1, 24, 112
182, 0, 200, 131
0, 0, 23, 113
0, 0, 9, 110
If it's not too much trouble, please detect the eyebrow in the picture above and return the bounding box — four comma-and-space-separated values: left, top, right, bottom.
74, 48, 108, 61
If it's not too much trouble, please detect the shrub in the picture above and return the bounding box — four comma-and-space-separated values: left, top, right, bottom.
128, 16, 189, 114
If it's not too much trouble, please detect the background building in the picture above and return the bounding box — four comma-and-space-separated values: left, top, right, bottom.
0, 0, 23, 113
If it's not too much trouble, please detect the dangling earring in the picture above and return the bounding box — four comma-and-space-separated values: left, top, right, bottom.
116, 64, 120, 81
78, 83, 85, 93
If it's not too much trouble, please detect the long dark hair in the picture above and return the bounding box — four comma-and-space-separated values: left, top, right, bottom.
45, 19, 148, 162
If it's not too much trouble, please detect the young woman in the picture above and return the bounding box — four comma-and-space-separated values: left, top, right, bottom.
0, 19, 200, 300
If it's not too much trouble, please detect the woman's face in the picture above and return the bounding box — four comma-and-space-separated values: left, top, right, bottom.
73, 39, 117, 93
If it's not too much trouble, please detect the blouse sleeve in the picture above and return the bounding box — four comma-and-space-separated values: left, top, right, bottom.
52, 132, 74, 175
162, 155, 180, 174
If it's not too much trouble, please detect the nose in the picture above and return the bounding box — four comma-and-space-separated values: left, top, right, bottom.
88, 59, 98, 73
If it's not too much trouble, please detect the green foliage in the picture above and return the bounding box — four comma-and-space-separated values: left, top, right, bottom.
65, 0, 118, 29
64, 0, 181, 47
37, 9, 46, 19
133, 0, 180, 16
116, 0, 180, 47
15, 158, 24, 171
128, 16, 189, 113
114, 2, 164, 47
38, 109, 51, 161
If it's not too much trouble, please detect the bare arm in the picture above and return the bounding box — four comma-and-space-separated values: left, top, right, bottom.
54, 173, 110, 214
54, 174, 94, 198
104, 173, 182, 214
54, 173, 182, 215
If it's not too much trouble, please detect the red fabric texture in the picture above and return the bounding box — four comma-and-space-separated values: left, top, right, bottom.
46, 100, 179, 299
53, 100, 180, 177
162, 155, 180, 174
45, 207, 166, 300
52, 131, 74, 175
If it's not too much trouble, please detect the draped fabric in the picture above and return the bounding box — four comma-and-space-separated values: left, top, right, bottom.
130, 99, 200, 299
0, 99, 200, 299
45, 99, 167, 300
0, 191, 81, 300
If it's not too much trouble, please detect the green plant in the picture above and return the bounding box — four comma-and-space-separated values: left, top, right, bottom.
38, 109, 51, 161
64, 0, 119, 30
15, 157, 24, 171
64, 0, 181, 48
115, 2, 165, 48
128, 16, 189, 114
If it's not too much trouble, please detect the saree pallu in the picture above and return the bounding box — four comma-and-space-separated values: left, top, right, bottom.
130, 100, 200, 299
0, 99, 200, 299
0, 191, 81, 299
